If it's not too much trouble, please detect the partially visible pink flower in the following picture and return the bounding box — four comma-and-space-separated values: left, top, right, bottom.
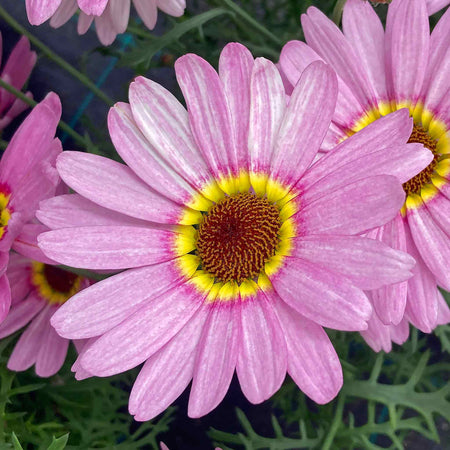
279, 0, 450, 340
0, 93, 61, 322
0, 34, 36, 130
25, 0, 186, 46
0, 245, 90, 377
38, 44, 428, 419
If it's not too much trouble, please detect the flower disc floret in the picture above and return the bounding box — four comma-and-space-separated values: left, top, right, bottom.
196, 192, 281, 284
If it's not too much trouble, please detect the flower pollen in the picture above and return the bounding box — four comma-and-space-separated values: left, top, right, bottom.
0, 188, 11, 241
196, 193, 281, 284
403, 124, 440, 196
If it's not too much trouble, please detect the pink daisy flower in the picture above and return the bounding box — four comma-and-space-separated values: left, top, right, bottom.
25, 0, 186, 46
279, 0, 450, 343
38, 43, 429, 419
0, 250, 89, 377
0, 93, 61, 321
0, 34, 36, 130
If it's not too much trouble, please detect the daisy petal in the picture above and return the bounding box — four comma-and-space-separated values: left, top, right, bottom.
274, 298, 342, 404
25, 0, 62, 25
79, 282, 204, 376
0, 293, 44, 339
386, 0, 429, 103
133, 0, 157, 29
188, 304, 239, 418
302, 7, 376, 110
248, 58, 286, 185
38, 226, 179, 270
129, 305, 208, 421
175, 54, 237, 179
342, 0, 387, 100
127, 78, 212, 192
407, 198, 450, 290
360, 311, 392, 353
236, 293, 287, 404
12, 224, 56, 264
292, 234, 414, 290
56, 151, 185, 224
7, 306, 51, 371
35, 315, 69, 377
271, 258, 371, 331
51, 260, 183, 339
219, 43, 254, 170
271, 61, 337, 186
300, 175, 405, 236
371, 216, 409, 325
37, 194, 149, 229
0, 274, 11, 323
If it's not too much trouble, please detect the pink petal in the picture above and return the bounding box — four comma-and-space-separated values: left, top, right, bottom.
37, 194, 149, 229
6, 255, 31, 305
299, 175, 405, 236
51, 260, 183, 339
278, 40, 363, 132
56, 151, 186, 224
386, 0, 429, 103
422, 7, 450, 115
107, 0, 130, 33
175, 54, 237, 179
293, 234, 414, 291
371, 215, 409, 325
128, 78, 212, 192
49, 0, 78, 27
360, 310, 393, 353
12, 224, 56, 264
270, 258, 372, 331
436, 291, 450, 325
77, 12, 94, 34
94, 13, 118, 46
25, 0, 62, 25
342, 0, 387, 101
236, 292, 287, 404
404, 225, 439, 332
108, 103, 196, 205
129, 305, 209, 421
301, 109, 414, 188
271, 61, 337, 186
78, 0, 109, 15
7, 306, 51, 371
425, 193, 450, 238
79, 282, 204, 376
407, 200, 450, 290
35, 311, 69, 377
0, 93, 61, 194
302, 7, 376, 110
188, 303, 239, 418
274, 298, 342, 404
248, 58, 285, 178
427, 0, 450, 15
219, 43, 254, 171
0, 274, 11, 323
389, 318, 410, 345
133, 0, 158, 30
0, 37, 37, 113
38, 225, 181, 270
0, 293, 45, 339
156, 0, 185, 16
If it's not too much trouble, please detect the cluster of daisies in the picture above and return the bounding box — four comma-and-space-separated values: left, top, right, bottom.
0, 0, 448, 422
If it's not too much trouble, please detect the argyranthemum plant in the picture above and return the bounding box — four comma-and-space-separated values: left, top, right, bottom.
37, 43, 430, 420
25, 0, 186, 45
279, 0, 450, 351
0, 93, 61, 322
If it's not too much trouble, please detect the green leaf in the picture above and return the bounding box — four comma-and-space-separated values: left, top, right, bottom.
11, 432, 24, 450
47, 433, 69, 450
121, 8, 233, 69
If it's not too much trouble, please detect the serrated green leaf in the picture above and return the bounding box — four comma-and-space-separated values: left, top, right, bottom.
46, 434, 69, 450
11, 432, 24, 450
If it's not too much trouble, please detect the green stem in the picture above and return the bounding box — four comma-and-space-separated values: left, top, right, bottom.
322, 394, 345, 450
332, 0, 347, 25
0, 5, 113, 107
219, 0, 283, 47
0, 369, 14, 444
0, 77, 91, 148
